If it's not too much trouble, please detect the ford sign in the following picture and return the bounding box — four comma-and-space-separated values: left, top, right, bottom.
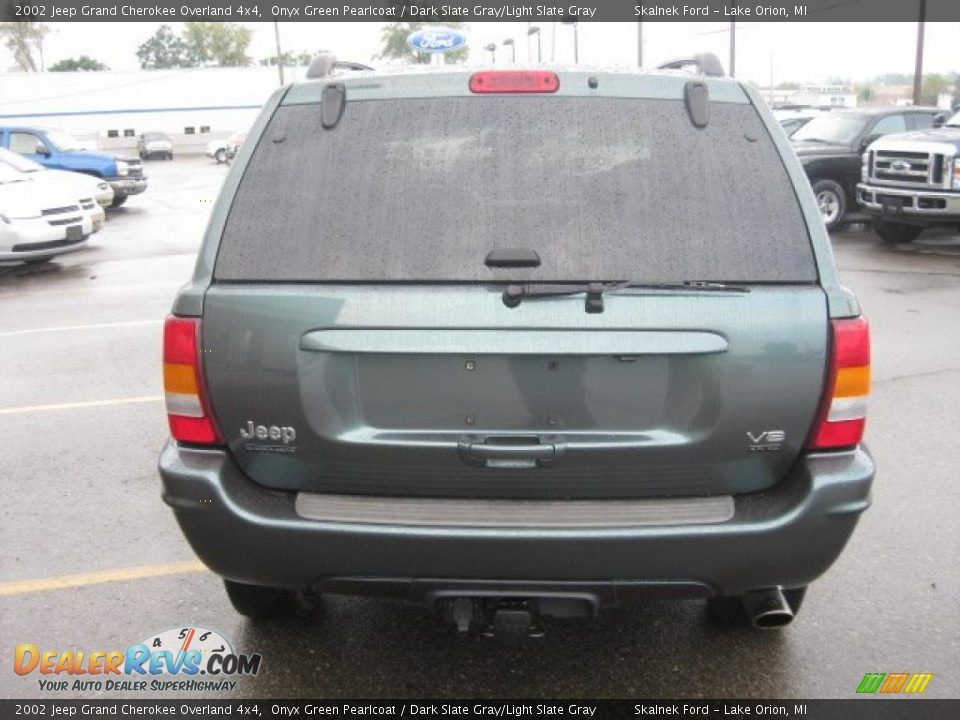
406, 27, 467, 54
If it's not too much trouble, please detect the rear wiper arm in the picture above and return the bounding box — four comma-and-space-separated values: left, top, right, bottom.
502, 281, 749, 313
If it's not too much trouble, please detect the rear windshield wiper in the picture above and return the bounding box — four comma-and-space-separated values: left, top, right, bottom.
502, 281, 749, 313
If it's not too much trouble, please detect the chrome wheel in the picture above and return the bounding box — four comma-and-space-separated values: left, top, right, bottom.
816, 189, 841, 225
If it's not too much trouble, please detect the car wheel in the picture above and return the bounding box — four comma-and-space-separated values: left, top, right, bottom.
872, 219, 923, 244
110, 194, 128, 208
215, 149, 226, 164
707, 587, 807, 628
224, 579, 318, 620
812, 179, 846, 231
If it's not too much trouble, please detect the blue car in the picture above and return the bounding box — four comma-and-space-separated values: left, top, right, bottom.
0, 126, 147, 207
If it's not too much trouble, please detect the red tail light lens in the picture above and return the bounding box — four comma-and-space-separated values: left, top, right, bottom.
809, 317, 870, 450
163, 316, 221, 445
469, 71, 560, 94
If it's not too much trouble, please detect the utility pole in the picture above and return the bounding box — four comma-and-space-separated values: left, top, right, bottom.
769, 54, 774, 103
637, 22, 643, 67
729, 22, 736, 77
912, 0, 926, 106
273, 21, 284, 86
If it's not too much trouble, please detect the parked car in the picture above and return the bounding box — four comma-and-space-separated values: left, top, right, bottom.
774, 108, 824, 138
0, 147, 113, 211
0, 165, 93, 263
790, 107, 943, 230
206, 131, 245, 164
138, 132, 174, 161
858, 110, 960, 243
0, 126, 147, 207
159, 61, 873, 636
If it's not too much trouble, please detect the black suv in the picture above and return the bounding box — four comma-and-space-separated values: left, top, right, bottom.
791, 107, 944, 230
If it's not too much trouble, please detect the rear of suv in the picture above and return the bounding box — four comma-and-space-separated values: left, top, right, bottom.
159, 59, 875, 634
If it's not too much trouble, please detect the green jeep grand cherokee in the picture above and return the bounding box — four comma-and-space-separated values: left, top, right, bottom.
159, 58, 874, 636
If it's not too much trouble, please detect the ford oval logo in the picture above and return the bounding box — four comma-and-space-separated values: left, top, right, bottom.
406, 27, 467, 54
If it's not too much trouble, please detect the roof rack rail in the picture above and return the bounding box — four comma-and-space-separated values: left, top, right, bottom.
656, 53, 725, 78
306, 52, 374, 80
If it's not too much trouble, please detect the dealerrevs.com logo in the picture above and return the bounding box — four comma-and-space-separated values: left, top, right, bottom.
14, 626, 261, 693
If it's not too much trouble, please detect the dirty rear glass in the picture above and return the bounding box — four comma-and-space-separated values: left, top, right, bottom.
215, 96, 816, 282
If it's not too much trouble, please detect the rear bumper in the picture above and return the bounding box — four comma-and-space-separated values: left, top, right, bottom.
857, 183, 960, 224
159, 442, 874, 602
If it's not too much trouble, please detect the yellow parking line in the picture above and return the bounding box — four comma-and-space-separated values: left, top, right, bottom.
0, 396, 162, 415
0, 561, 208, 597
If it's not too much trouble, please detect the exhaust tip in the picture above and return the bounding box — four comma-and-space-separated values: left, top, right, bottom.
743, 588, 794, 629
752, 610, 794, 628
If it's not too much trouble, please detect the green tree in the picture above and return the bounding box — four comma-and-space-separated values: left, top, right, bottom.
0, 21, 49, 72
855, 83, 874, 102
49, 55, 109, 72
378, 22, 468, 65
920, 73, 948, 106
136, 25, 193, 69
183, 22, 252, 67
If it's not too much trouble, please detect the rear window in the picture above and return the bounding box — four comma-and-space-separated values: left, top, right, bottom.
215, 96, 816, 283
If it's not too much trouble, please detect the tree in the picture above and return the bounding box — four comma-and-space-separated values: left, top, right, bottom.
49, 55, 109, 72
0, 21, 49, 72
378, 22, 468, 65
920, 73, 948, 106
182, 22, 252, 67
136, 25, 193, 69
855, 83, 874, 102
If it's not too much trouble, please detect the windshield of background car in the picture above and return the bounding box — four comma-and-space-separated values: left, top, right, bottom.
0, 147, 42, 173
792, 113, 866, 145
45, 130, 86, 151
215, 95, 817, 283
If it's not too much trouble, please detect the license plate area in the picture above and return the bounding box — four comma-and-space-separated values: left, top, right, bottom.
881, 196, 906, 215
66, 225, 84, 242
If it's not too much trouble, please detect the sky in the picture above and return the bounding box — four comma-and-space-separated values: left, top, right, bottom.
6, 21, 960, 86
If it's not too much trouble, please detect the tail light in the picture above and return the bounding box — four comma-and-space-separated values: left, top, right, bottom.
469, 71, 559, 94
163, 316, 221, 445
809, 317, 870, 450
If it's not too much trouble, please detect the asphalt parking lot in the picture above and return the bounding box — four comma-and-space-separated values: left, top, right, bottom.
1, 156, 958, 699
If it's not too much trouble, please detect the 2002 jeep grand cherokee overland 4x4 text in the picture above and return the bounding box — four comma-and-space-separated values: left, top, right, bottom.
159, 60, 875, 636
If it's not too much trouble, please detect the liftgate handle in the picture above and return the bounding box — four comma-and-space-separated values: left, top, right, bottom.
458, 437, 564, 468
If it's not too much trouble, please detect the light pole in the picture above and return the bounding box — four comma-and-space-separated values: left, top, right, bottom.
727, 2, 736, 78
562, 20, 578, 64
637, 22, 643, 67
503, 38, 515, 64
527, 26, 541, 64
913, 0, 926, 106
485, 43, 497, 64
273, 22, 284, 86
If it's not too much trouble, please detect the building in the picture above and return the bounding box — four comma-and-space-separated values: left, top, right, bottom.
786, 84, 857, 109
0, 66, 311, 153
